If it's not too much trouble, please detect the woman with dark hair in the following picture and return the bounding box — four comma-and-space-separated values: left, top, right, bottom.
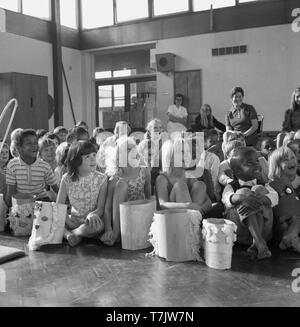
282, 87, 300, 132
193, 104, 225, 132
225, 87, 259, 147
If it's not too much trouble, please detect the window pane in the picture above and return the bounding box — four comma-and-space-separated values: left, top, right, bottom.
82, 0, 113, 29
22, 0, 50, 20
113, 69, 135, 77
116, 0, 148, 22
114, 85, 125, 110
154, 0, 188, 16
95, 71, 112, 79
98, 85, 112, 109
60, 0, 77, 28
0, 0, 18, 11
193, 0, 235, 11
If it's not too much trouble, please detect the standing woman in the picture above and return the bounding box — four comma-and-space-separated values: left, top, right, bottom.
282, 87, 300, 132
225, 87, 259, 147
194, 104, 226, 132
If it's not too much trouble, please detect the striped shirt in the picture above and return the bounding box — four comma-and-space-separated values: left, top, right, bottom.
6, 157, 57, 195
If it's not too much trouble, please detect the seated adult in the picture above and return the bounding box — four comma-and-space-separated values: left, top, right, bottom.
282, 87, 300, 132
167, 93, 188, 140
193, 104, 225, 133
225, 87, 259, 147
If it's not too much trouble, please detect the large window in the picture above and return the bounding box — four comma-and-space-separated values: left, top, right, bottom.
193, 0, 235, 11
60, 0, 77, 29
153, 0, 189, 16
0, 0, 18, 11
81, 0, 114, 29
116, 0, 148, 23
96, 69, 136, 111
22, 0, 50, 20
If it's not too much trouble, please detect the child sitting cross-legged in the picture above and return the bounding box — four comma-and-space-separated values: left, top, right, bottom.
56, 140, 107, 246
222, 147, 278, 259
268, 146, 300, 252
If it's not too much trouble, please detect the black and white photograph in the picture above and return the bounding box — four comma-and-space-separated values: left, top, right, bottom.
0, 0, 300, 310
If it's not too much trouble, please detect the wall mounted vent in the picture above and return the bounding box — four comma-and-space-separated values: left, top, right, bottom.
212, 45, 247, 56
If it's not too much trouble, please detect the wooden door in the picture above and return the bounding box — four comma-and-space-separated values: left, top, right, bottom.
174, 70, 201, 128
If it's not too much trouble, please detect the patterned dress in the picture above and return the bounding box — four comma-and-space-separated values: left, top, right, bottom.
119, 167, 146, 201
63, 171, 107, 229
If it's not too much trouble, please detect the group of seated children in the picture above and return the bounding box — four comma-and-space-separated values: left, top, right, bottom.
1, 119, 300, 261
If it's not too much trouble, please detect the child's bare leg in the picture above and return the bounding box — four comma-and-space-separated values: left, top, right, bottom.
109, 180, 128, 245
190, 180, 212, 214
245, 214, 271, 259
247, 212, 264, 258
169, 180, 192, 202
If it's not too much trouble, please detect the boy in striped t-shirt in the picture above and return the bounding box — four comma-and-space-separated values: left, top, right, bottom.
5, 129, 59, 207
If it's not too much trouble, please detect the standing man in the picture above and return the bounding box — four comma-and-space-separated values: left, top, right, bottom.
167, 93, 188, 140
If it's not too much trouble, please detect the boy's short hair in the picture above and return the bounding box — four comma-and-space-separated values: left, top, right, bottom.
17, 129, 37, 147
223, 140, 245, 159
36, 129, 48, 139
44, 132, 60, 145
53, 126, 68, 135
203, 129, 218, 140
230, 146, 256, 175
93, 127, 105, 138
66, 126, 89, 144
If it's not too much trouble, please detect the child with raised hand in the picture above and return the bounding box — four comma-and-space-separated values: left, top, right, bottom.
100, 137, 151, 246
268, 146, 300, 252
222, 147, 278, 259
57, 140, 107, 246
5, 129, 59, 207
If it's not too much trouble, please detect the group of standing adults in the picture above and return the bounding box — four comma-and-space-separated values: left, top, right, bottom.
166, 86, 260, 146
167, 86, 300, 147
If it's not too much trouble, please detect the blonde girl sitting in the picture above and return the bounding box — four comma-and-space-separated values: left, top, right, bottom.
268, 146, 300, 252
57, 140, 107, 246
100, 137, 151, 246
155, 138, 212, 215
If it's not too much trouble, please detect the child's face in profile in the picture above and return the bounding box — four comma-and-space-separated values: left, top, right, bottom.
237, 152, 261, 181
40, 145, 56, 163
289, 143, 300, 168
19, 135, 38, 159
261, 139, 276, 156
280, 151, 298, 178
205, 135, 218, 150
0, 146, 9, 166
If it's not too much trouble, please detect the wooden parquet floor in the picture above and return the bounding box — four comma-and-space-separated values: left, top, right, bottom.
0, 232, 300, 307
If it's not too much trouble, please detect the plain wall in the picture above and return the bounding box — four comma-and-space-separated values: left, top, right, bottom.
151, 24, 300, 131
0, 31, 94, 133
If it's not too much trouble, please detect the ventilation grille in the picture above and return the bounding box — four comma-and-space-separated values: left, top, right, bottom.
212, 45, 247, 56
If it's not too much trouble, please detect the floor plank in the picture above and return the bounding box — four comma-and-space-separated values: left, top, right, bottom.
0, 232, 300, 307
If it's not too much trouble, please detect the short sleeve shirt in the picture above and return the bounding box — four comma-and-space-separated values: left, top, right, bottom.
6, 157, 57, 195
225, 103, 258, 133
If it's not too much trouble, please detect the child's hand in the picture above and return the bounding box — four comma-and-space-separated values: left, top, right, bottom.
85, 213, 102, 231
232, 193, 261, 209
